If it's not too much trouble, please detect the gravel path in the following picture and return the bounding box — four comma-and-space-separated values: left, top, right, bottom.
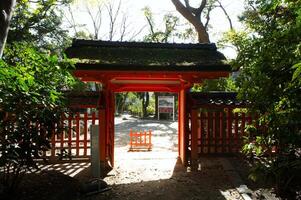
80, 115, 244, 200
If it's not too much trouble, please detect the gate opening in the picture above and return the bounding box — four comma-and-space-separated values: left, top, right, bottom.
110, 91, 180, 183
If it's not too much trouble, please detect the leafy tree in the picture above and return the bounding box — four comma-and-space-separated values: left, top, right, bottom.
192, 77, 237, 92
224, 0, 301, 197
0, 43, 74, 195
7, 0, 72, 52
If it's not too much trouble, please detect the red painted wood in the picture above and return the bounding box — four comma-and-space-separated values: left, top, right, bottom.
219, 112, 223, 153
179, 87, 187, 164
76, 112, 80, 156
178, 90, 181, 157
129, 130, 152, 150
191, 109, 199, 161
200, 112, 203, 154
207, 112, 210, 154
51, 123, 56, 158
213, 112, 216, 153
60, 117, 65, 151
241, 113, 246, 147
83, 113, 88, 156
68, 115, 72, 155
227, 109, 232, 153
234, 112, 239, 153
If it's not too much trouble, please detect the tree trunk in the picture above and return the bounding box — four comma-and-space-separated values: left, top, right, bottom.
171, 0, 210, 43
154, 93, 158, 119
0, 0, 16, 58
142, 92, 149, 118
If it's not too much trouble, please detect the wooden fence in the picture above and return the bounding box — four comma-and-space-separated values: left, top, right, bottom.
190, 108, 257, 158
129, 129, 152, 151
46, 111, 99, 160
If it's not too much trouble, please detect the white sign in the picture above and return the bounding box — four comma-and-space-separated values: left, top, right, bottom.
158, 96, 175, 120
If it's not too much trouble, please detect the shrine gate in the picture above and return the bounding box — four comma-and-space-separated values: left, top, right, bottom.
65, 39, 231, 168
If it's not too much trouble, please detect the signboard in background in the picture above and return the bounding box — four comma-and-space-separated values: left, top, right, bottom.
158, 96, 175, 121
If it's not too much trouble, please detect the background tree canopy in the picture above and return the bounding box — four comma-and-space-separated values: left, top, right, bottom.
7, 0, 72, 52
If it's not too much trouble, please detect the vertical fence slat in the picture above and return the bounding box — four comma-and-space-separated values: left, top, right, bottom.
241, 113, 246, 147
191, 109, 199, 161
207, 112, 210, 154
227, 109, 232, 153
234, 112, 239, 153
200, 112, 203, 154
60, 117, 65, 152
51, 123, 56, 158
76, 112, 80, 156
67, 114, 72, 156
219, 112, 223, 153
84, 112, 88, 156
212, 112, 217, 153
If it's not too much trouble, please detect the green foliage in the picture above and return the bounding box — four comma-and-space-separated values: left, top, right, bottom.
7, 0, 72, 52
225, 0, 301, 196
191, 77, 237, 92
0, 43, 75, 193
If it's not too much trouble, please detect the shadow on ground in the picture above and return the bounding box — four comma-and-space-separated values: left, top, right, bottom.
77, 157, 244, 200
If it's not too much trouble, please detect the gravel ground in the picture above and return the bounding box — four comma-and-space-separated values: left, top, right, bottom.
4, 115, 255, 200
79, 115, 244, 200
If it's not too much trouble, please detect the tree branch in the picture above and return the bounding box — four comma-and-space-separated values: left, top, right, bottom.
216, 0, 233, 30
0, 0, 16, 58
171, 0, 210, 43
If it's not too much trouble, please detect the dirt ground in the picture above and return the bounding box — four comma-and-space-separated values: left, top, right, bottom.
78, 115, 244, 200
2, 115, 275, 200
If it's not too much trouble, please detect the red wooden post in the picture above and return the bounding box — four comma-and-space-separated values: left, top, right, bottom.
144, 130, 147, 145
149, 129, 152, 149
191, 109, 199, 163
76, 112, 80, 156
241, 112, 246, 147
227, 109, 232, 153
178, 90, 181, 157
84, 112, 88, 156
200, 112, 203, 154
61, 116, 66, 152
67, 114, 72, 156
234, 112, 239, 153
51, 123, 56, 158
213, 112, 216, 153
140, 130, 142, 145
219, 112, 223, 153
207, 112, 210, 154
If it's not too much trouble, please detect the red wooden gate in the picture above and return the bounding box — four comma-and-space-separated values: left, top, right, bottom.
47, 111, 99, 160
190, 109, 256, 155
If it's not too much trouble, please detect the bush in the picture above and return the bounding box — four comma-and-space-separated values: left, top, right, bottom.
0, 43, 74, 194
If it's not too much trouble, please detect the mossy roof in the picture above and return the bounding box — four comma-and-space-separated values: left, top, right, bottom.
65, 39, 231, 72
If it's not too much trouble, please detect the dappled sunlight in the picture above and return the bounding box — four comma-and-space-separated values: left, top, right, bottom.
36, 162, 91, 177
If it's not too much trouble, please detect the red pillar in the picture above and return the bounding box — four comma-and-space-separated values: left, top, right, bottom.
178, 84, 190, 165
99, 89, 107, 163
